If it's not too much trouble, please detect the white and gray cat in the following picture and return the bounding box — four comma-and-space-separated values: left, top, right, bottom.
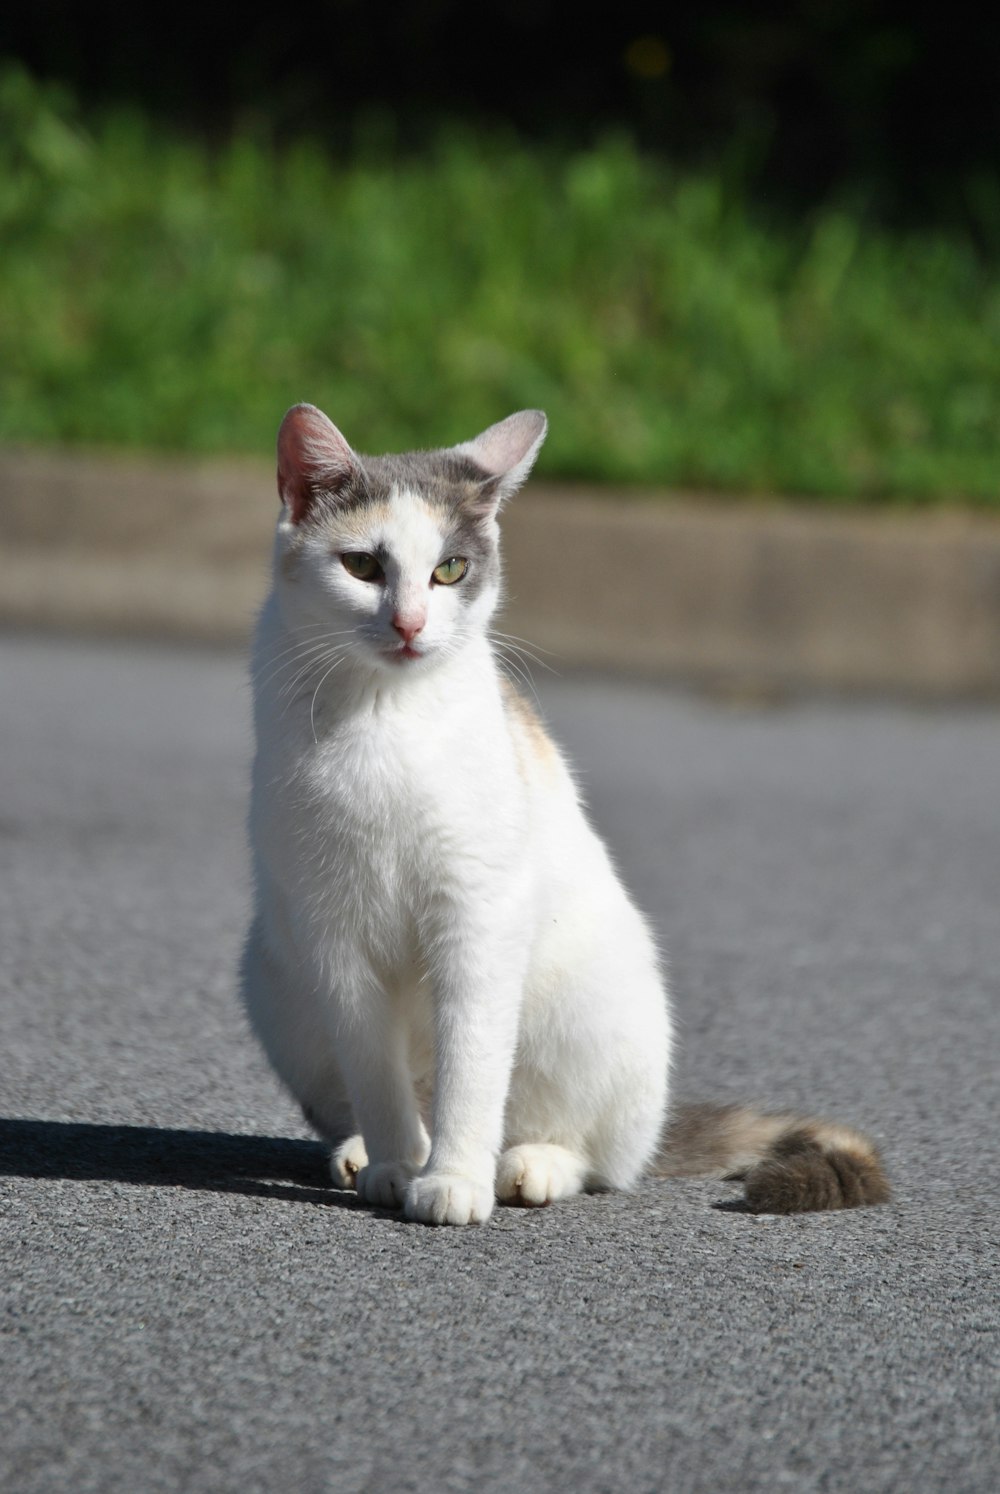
241, 404, 889, 1225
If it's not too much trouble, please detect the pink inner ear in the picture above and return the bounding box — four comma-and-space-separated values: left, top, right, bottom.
465, 410, 547, 479
277, 404, 356, 524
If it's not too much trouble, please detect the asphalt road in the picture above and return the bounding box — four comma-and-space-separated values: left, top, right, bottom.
1, 635, 998, 1494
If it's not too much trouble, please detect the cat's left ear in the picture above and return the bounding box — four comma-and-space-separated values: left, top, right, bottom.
454, 410, 548, 510
277, 403, 361, 525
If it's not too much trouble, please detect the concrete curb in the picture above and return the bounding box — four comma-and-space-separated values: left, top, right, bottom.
2, 447, 999, 696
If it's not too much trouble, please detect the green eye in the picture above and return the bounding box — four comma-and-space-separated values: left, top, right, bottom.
341, 552, 384, 582
432, 557, 468, 586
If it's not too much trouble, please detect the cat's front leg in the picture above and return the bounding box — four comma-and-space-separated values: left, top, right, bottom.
332, 986, 430, 1210
405, 920, 527, 1226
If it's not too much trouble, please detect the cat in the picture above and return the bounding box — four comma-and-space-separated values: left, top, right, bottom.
240, 403, 889, 1225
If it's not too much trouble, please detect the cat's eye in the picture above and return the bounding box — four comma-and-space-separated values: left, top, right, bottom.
432, 557, 468, 586
341, 552, 384, 582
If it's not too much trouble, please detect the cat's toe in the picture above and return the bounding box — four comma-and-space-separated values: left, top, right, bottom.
355, 1160, 418, 1209
404, 1173, 495, 1226
496, 1144, 587, 1206
330, 1134, 368, 1190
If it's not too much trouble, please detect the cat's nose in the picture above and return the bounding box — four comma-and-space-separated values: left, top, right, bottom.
392, 611, 426, 644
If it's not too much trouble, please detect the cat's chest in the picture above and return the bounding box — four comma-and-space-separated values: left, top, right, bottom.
264, 689, 513, 876
302, 712, 443, 844
252, 663, 529, 948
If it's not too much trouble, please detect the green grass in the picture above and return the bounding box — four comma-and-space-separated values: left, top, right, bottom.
2, 64, 999, 503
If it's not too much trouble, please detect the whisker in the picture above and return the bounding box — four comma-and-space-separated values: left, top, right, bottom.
492, 629, 559, 664
255, 634, 354, 692
257, 650, 335, 696
256, 626, 354, 669
490, 630, 559, 677
493, 643, 544, 712
256, 621, 353, 653
279, 644, 351, 702
504, 642, 556, 676
258, 621, 355, 650
274, 637, 350, 677
309, 655, 349, 742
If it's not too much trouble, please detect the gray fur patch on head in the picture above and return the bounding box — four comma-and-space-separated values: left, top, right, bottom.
349, 447, 503, 604
364, 448, 494, 509
279, 405, 546, 532
300, 461, 374, 520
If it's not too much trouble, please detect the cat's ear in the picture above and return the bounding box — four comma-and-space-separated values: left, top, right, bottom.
454, 410, 548, 509
276, 403, 361, 524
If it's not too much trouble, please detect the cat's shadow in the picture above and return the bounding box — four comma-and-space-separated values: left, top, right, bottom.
2, 1118, 757, 1216
0, 1117, 366, 1210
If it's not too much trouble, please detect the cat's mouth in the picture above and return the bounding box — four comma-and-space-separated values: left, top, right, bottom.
385, 642, 424, 663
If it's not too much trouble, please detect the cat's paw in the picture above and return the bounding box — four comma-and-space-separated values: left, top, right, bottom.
355, 1160, 420, 1210
496, 1144, 587, 1207
404, 1172, 495, 1226
330, 1134, 368, 1190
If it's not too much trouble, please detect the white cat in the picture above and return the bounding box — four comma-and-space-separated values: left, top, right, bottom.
241, 404, 888, 1225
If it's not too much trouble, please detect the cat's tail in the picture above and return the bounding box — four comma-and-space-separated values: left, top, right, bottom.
653, 1102, 890, 1213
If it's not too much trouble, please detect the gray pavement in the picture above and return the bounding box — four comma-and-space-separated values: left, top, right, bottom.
1, 634, 998, 1494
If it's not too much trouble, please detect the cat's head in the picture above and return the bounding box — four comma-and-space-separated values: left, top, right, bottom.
271, 403, 547, 673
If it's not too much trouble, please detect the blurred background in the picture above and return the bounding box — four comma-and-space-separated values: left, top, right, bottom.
2, 0, 999, 504
2, 1, 999, 693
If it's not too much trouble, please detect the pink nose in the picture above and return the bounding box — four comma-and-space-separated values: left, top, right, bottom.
392, 612, 425, 644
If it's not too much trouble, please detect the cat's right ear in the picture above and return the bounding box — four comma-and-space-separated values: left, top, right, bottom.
277, 404, 360, 525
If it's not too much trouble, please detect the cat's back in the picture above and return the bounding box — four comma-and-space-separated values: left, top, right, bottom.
498, 676, 574, 798
495, 675, 616, 881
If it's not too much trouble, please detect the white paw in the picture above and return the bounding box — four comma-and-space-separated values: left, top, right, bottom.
330, 1134, 368, 1190
496, 1144, 587, 1207
355, 1160, 419, 1210
404, 1172, 495, 1226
